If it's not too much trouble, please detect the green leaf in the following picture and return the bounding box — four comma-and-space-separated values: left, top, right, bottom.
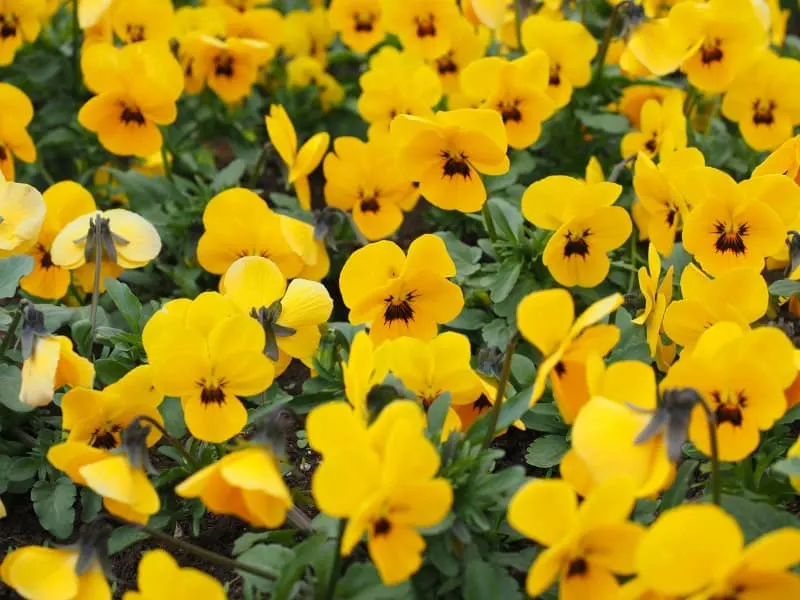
610, 307, 651, 363
236, 544, 294, 596
109, 526, 149, 554
486, 197, 523, 241
335, 563, 410, 600
0, 256, 34, 298
272, 533, 329, 600
490, 260, 522, 304
464, 555, 523, 600
660, 459, 698, 510
768, 279, 800, 297
718, 494, 800, 542
104, 278, 143, 332
31, 477, 76, 539
0, 364, 32, 413
426, 392, 452, 441
448, 308, 492, 331
466, 386, 531, 444
435, 232, 482, 280
575, 110, 630, 134
525, 435, 569, 468
772, 456, 800, 478
9, 456, 40, 481
160, 397, 187, 438
94, 357, 132, 386
211, 158, 248, 193
522, 401, 567, 434
80, 488, 103, 522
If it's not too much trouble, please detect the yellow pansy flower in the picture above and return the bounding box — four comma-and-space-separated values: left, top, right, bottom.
221, 255, 333, 376
614, 85, 685, 129
282, 8, 334, 66
339, 235, 463, 343
681, 168, 785, 275
520, 15, 597, 109
753, 134, 800, 183
0, 170, 45, 258
566, 360, 675, 498
266, 104, 330, 211
79, 41, 184, 157
1, 544, 111, 600
78, 0, 112, 29
668, 0, 767, 94
173, 6, 227, 94
518, 288, 622, 422
632, 148, 705, 256
621, 94, 686, 160
661, 322, 796, 462
391, 109, 509, 213
0, 83, 36, 181
358, 47, 442, 139
123, 550, 226, 600
308, 400, 452, 585
632, 244, 674, 360
382, 0, 460, 59
429, 16, 488, 96
286, 56, 345, 112
217, 4, 283, 48
145, 293, 275, 443
0, 0, 43, 66
20, 333, 94, 408
722, 51, 800, 152
522, 176, 631, 288
662, 264, 768, 351
460, 50, 555, 149
193, 35, 273, 104
49, 440, 159, 525
197, 188, 305, 278
278, 212, 331, 281
329, 0, 384, 54
508, 478, 644, 599
111, 0, 175, 44
583, 156, 604, 184
323, 136, 413, 240
176, 445, 293, 528
624, 16, 700, 78
636, 504, 800, 598
20, 181, 95, 300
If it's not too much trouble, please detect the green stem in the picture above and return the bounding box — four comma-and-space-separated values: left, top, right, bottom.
10, 426, 36, 447
72, 0, 80, 99
160, 142, 173, 181
514, 0, 525, 49
482, 333, 519, 449
580, 0, 588, 24
682, 85, 699, 118
607, 153, 637, 184
626, 229, 639, 293
133, 415, 200, 470
109, 517, 277, 581
88, 225, 102, 344
0, 307, 23, 360
248, 143, 269, 188
592, 1, 626, 83
697, 398, 722, 506
325, 519, 346, 600
481, 202, 499, 244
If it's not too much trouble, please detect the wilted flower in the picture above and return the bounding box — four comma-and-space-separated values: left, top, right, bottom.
508, 478, 644, 599
221, 255, 333, 375
266, 104, 329, 211
0, 83, 36, 181
522, 176, 631, 288
339, 235, 463, 343
518, 289, 622, 422
122, 550, 226, 600
0, 169, 45, 258
520, 15, 597, 109
391, 109, 509, 212
636, 504, 800, 598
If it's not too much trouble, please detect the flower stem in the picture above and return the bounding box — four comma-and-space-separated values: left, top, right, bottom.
248, 143, 269, 189
88, 228, 102, 343
324, 519, 346, 600
607, 153, 637, 184
133, 415, 201, 470
0, 307, 23, 361
108, 516, 277, 581
592, 1, 626, 83
482, 333, 519, 449
514, 0, 525, 49
72, 0, 80, 99
160, 143, 173, 181
626, 229, 639, 293
697, 397, 722, 506
481, 202, 499, 244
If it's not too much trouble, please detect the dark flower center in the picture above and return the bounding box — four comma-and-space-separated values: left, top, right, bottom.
644, 135, 658, 154
0, 14, 18, 39
549, 63, 561, 86
40, 248, 54, 269
200, 385, 226, 406
0, 145, 7, 161
752, 99, 776, 125
499, 100, 522, 123
566, 558, 588, 577
126, 23, 145, 42
414, 14, 436, 38
120, 105, 146, 126
91, 425, 122, 449
473, 394, 492, 411
215, 54, 235, 78
436, 51, 458, 75
373, 517, 392, 537
700, 39, 724, 65
383, 291, 418, 325
712, 220, 748, 256
441, 152, 471, 179
563, 229, 591, 258
359, 190, 381, 213
665, 207, 677, 227
554, 361, 567, 377
712, 390, 747, 427
354, 13, 375, 32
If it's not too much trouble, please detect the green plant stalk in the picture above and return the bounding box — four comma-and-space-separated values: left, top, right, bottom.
698, 398, 722, 506
72, 0, 80, 99
626, 229, 639, 293
113, 518, 277, 581
592, 1, 624, 82
325, 519, 346, 600
160, 142, 173, 181
481, 202, 499, 244
88, 230, 102, 343
0, 307, 23, 360
482, 333, 519, 449
248, 144, 269, 188
134, 415, 201, 470
514, 0, 524, 49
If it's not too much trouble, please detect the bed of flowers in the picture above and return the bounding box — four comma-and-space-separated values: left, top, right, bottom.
1, 0, 800, 598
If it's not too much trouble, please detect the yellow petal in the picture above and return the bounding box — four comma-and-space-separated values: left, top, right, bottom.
517, 288, 574, 355
507, 479, 577, 547
105, 208, 162, 268
266, 104, 298, 168
221, 256, 286, 313
1, 547, 80, 600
